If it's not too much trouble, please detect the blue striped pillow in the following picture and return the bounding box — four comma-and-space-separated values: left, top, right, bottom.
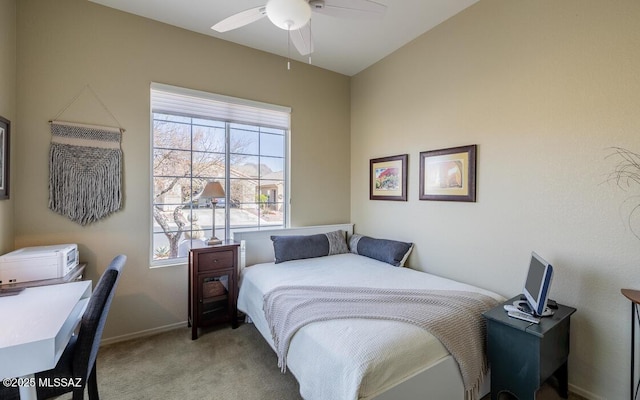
349, 234, 413, 267
271, 230, 348, 264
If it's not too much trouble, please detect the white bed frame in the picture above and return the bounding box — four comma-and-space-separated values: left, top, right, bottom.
232, 224, 488, 400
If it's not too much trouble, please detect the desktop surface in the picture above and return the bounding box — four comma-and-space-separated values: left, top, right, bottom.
0, 280, 91, 379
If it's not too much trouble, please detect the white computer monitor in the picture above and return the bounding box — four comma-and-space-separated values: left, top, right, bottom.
522, 251, 554, 317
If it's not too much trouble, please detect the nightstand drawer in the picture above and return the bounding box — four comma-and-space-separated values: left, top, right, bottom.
197, 250, 235, 271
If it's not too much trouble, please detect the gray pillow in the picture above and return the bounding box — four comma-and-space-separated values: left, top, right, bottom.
271, 230, 349, 264
349, 234, 413, 267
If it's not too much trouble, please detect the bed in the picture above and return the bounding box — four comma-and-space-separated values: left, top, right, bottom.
233, 224, 505, 400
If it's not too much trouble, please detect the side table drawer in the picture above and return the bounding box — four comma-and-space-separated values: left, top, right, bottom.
197, 250, 235, 271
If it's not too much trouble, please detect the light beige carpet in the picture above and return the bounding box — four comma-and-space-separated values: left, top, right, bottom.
93, 324, 302, 400
52, 322, 583, 400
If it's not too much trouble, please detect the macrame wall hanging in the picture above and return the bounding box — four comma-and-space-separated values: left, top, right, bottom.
48, 85, 125, 226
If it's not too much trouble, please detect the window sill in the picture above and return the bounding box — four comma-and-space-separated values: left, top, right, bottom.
150, 258, 188, 269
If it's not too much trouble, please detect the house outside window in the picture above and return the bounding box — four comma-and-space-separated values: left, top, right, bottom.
151, 84, 290, 266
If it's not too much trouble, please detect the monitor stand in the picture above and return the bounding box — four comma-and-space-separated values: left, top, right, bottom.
514, 300, 555, 317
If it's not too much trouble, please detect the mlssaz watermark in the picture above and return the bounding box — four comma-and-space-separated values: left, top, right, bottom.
2, 377, 83, 388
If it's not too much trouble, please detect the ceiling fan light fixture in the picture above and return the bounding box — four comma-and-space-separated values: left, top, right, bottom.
266, 0, 312, 30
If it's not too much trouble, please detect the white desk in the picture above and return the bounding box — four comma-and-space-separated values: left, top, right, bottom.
0, 281, 91, 399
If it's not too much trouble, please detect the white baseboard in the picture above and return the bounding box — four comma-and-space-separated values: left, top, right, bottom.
100, 321, 187, 346
569, 383, 606, 400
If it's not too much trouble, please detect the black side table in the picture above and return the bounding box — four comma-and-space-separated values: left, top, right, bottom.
621, 288, 640, 400
483, 296, 576, 400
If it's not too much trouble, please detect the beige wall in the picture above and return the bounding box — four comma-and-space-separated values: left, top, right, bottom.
351, 1, 640, 398
0, 0, 16, 254
15, 0, 350, 339
12, 0, 640, 397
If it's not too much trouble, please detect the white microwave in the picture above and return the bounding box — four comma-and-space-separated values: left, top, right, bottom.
0, 244, 79, 284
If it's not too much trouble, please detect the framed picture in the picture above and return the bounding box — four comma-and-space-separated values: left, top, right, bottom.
370, 154, 408, 201
419, 145, 476, 202
0, 116, 9, 200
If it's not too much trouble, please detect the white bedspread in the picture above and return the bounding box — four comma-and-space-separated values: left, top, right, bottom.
237, 253, 505, 400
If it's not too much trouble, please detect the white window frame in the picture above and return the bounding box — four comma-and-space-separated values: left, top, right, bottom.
150, 83, 291, 267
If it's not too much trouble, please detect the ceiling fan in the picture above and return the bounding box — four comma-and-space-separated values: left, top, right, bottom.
211, 0, 387, 57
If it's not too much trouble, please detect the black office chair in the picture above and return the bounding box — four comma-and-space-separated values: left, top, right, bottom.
0, 383, 19, 399
34, 254, 126, 400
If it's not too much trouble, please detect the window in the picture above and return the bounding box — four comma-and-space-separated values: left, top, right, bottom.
151, 83, 290, 266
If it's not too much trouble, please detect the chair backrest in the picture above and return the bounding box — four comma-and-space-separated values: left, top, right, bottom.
72, 254, 126, 380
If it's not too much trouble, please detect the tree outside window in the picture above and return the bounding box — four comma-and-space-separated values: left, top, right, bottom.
152, 113, 286, 264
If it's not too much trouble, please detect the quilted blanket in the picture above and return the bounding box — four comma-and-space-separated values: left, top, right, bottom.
263, 285, 499, 400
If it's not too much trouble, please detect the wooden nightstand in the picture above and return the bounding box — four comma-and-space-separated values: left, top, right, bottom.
483, 296, 576, 400
188, 242, 240, 340
621, 288, 640, 400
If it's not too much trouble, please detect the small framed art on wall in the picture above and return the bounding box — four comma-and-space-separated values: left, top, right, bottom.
370, 154, 408, 201
419, 145, 476, 202
0, 116, 9, 200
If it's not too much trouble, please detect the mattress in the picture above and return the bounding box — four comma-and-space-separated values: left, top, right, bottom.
237, 253, 504, 400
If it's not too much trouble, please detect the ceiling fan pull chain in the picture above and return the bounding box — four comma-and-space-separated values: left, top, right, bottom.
308, 19, 312, 65
287, 26, 291, 70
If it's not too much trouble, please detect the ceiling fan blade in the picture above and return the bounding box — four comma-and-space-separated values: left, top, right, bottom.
313, 0, 386, 19
290, 24, 314, 56
211, 6, 267, 33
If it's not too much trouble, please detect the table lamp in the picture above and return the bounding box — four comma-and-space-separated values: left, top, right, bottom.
200, 181, 225, 245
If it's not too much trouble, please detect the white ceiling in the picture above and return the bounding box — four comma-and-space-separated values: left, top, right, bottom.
88, 0, 480, 76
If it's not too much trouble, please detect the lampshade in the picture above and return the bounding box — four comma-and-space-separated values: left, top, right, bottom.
200, 181, 225, 199
266, 0, 311, 31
